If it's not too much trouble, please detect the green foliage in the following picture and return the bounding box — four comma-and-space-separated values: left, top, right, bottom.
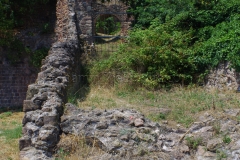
0, 0, 52, 67
148, 113, 166, 121
31, 48, 49, 67
0, 112, 12, 119
90, 0, 240, 89
0, 0, 14, 30
213, 122, 221, 135
0, 0, 50, 30
185, 136, 202, 150
96, 16, 121, 35
0, 125, 22, 141
55, 148, 69, 160
223, 135, 231, 144
216, 149, 227, 160
1, 36, 49, 66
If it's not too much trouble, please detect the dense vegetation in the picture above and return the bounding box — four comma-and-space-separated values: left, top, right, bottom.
91, 0, 240, 89
0, 0, 54, 66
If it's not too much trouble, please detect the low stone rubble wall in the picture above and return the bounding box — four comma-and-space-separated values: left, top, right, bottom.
59, 103, 240, 160
19, 0, 81, 159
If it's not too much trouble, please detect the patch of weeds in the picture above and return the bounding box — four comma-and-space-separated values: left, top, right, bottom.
0, 125, 22, 141
30, 47, 49, 67
55, 148, 69, 160
10, 121, 18, 125
0, 112, 12, 119
90, 96, 102, 104
117, 91, 129, 98
67, 93, 78, 105
190, 106, 205, 114
148, 113, 166, 122
216, 149, 227, 160
185, 136, 202, 150
1, 121, 7, 126
146, 92, 155, 100
177, 116, 193, 127
223, 135, 231, 144
91, 106, 96, 110
213, 122, 221, 135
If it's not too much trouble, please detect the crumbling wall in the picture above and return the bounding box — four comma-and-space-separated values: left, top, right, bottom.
19, 0, 132, 159
75, 0, 132, 44
19, 0, 81, 159
205, 61, 240, 90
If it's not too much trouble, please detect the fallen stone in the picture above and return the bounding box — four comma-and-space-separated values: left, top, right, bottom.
207, 138, 223, 151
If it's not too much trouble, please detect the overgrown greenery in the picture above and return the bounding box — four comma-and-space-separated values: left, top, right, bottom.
96, 16, 121, 35
185, 136, 202, 150
90, 0, 240, 89
0, 0, 53, 66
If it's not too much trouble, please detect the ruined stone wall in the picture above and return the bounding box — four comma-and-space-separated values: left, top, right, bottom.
205, 61, 240, 90
75, 0, 132, 44
19, 0, 81, 159
19, 0, 132, 159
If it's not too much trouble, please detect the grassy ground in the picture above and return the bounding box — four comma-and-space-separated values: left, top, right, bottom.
0, 111, 23, 160
59, 85, 240, 159
1, 86, 240, 159
77, 86, 240, 128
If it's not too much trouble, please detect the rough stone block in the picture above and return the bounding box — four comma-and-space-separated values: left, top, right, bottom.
43, 115, 59, 126
23, 100, 41, 112
19, 136, 32, 151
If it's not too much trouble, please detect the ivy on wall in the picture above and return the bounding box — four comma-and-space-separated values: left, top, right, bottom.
0, 0, 54, 67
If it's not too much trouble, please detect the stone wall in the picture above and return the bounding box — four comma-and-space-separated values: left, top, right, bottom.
19, 0, 81, 159
75, 0, 132, 44
18, 0, 131, 159
0, 62, 37, 108
205, 61, 240, 90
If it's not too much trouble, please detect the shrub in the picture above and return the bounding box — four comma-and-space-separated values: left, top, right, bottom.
89, 0, 240, 89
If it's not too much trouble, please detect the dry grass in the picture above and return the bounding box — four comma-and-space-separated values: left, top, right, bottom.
77, 86, 240, 128
56, 134, 104, 160
0, 111, 24, 160
59, 85, 240, 159
0, 86, 239, 159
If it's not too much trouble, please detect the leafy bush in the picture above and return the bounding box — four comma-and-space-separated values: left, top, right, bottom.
30, 48, 49, 67
89, 0, 240, 89
0, 0, 52, 66
96, 16, 121, 35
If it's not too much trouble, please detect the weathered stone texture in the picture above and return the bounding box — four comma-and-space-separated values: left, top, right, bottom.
59, 104, 240, 160
19, 0, 81, 159
205, 61, 240, 90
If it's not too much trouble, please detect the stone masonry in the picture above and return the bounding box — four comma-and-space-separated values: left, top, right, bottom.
0, 61, 37, 108
19, 0, 132, 158
205, 61, 240, 90
19, 0, 80, 159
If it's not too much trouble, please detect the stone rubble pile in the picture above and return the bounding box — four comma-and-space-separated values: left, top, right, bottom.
60, 103, 240, 160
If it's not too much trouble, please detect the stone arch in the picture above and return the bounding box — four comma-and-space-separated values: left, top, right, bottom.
76, 0, 133, 43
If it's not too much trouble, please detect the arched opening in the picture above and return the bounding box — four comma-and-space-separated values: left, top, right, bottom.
95, 14, 121, 36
